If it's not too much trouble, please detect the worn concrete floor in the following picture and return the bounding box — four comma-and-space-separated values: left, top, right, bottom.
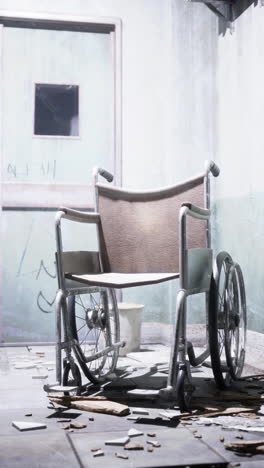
1, 344, 264, 468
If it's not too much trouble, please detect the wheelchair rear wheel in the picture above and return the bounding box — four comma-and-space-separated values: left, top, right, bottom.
176, 368, 194, 413
209, 251, 233, 388
224, 263, 246, 380
68, 288, 120, 385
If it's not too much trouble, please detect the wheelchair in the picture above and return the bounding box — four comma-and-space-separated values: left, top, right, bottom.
45, 160, 247, 411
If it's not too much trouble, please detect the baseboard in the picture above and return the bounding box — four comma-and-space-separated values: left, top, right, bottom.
141, 322, 264, 372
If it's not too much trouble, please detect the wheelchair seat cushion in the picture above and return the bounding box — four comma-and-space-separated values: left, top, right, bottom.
66, 272, 179, 289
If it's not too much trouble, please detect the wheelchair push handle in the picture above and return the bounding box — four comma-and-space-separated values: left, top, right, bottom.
205, 160, 220, 177
93, 167, 114, 183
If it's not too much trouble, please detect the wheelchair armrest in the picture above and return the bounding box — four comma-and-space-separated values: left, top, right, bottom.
58, 207, 101, 224
181, 203, 210, 220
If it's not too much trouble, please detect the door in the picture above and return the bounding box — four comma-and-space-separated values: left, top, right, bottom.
0, 16, 120, 343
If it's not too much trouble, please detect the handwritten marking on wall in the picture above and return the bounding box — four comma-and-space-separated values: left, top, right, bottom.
6, 160, 57, 179
35, 260, 56, 280
37, 291, 56, 314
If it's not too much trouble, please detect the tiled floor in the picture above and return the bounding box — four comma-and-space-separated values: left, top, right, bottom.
1, 344, 264, 468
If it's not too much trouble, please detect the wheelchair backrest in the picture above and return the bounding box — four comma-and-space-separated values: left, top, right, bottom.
96, 174, 206, 274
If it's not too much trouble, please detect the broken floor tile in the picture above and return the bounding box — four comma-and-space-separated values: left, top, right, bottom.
105, 436, 130, 446
127, 428, 144, 437
115, 452, 129, 459
131, 408, 149, 415
93, 450, 104, 457
124, 443, 144, 450
12, 421, 47, 431
127, 416, 139, 421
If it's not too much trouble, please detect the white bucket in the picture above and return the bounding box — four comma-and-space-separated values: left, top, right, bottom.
117, 303, 144, 356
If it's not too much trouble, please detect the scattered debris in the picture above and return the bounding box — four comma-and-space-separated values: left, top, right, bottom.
93, 450, 104, 457
91, 448, 101, 452
57, 419, 72, 423
132, 408, 149, 415
49, 395, 130, 416
194, 434, 202, 439
147, 432, 156, 437
147, 447, 154, 452
12, 421, 47, 432
115, 452, 129, 459
127, 416, 139, 421
236, 434, 244, 439
159, 410, 181, 420
127, 428, 144, 438
25, 413, 32, 417
124, 443, 144, 450
147, 440, 161, 448
105, 437, 130, 446
89, 417, 94, 421
62, 422, 86, 430
219, 436, 225, 443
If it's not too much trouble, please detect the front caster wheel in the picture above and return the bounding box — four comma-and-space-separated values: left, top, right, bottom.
62, 361, 82, 395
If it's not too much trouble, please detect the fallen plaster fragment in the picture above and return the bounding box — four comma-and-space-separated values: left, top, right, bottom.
124, 443, 144, 450
194, 434, 202, 439
127, 428, 144, 437
67, 429, 74, 433
89, 417, 94, 421
12, 421, 47, 431
147, 432, 156, 437
57, 419, 72, 423
32, 375, 48, 379
147, 447, 154, 452
236, 434, 244, 439
105, 436, 130, 446
93, 450, 104, 457
115, 452, 129, 459
70, 422, 87, 429
147, 440, 161, 448
127, 416, 139, 421
91, 448, 101, 452
25, 413, 32, 417
132, 408, 149, 415
219, 436, 225, 442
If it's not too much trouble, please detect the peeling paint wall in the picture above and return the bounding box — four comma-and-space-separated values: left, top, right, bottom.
213, 2, 264, 333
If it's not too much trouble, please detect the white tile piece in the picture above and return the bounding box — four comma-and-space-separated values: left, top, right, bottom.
12, 421, 47, 431
127, 389, 159, 397
105, 436, 130, 446
131, 408, 149, 415
14, 363, 36, 370
127, 428, 144, 437
32, 375, 48, 379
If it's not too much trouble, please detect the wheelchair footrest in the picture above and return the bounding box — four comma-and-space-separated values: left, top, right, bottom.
43, 384, 78, 393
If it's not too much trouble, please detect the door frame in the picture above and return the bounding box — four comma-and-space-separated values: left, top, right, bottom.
0, 10, 122, 210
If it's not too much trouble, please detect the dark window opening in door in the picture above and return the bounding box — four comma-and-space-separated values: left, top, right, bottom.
34, 84, 79, 137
